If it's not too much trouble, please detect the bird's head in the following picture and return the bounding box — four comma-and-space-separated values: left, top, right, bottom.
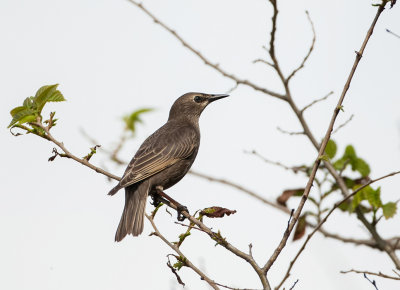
168, 92, 229, 121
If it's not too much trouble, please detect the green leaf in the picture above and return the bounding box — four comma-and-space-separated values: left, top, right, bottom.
354, 158, 370, 177
333, 157, 348, 171
325, 139, 337, 159
10, 106, 27, 117
23, 96, 35, 109
18, 115, 37, 124
34, 84, 65, 114
338, 200, 352, 212
319, 154, 330, 162
343, 177, 355, 189
352, 189, 365, 209
382, 202, 397, 219
365, 186, 382, 208
7, 108, 36, 128
123, 108, 153, 133
352, 186, 382, 210
343, 145, 356, 160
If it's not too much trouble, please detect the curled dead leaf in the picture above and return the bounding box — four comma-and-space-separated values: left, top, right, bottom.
277, 188, 305, 206
200, 206, 237, 218
293, 214, 307, 241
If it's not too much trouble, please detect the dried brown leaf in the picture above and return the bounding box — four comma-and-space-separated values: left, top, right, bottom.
293, 214, 307, 241
277, 188, 305, 206
200, 206, 237, 218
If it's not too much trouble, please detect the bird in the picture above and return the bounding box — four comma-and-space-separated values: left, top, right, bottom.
108, 92, 229, 241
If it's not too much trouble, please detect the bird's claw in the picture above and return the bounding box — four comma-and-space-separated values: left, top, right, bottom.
150, 194, 162, 207
177, 205, 189, 221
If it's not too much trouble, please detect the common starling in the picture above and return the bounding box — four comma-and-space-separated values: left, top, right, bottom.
108, 92, 229, 241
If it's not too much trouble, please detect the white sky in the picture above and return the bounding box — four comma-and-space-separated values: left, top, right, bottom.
1, 0, 400, 289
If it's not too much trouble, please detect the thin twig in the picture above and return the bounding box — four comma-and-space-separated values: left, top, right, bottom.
332, 114, 354, 134
300, 91, 333, 114
125, 0, 287, 101
286, 10, 316, 82
276, 127, 305, 136
363, 273, 379, 290
253, 58, 275, 68
245, 150, 307, 174
341, 269, 400, 281
32, 122, 121, 181
289, 279, 299, 290
386, 28, 400, 39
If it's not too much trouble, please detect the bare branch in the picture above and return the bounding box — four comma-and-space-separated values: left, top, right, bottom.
341, 269, 400, 281
275, 170, 400, 289
32, 122, 121, 181
289, 279, 299, 290
286, 11, 316, 82
146, 214, 220, 290
245, 150, 307, 174
166, 255, 186, 287
126, 0, 287, 101
393, 269, 400, 278
253, 58, 275, 68
276, 127, 305, 136
300, 91, 333, 114
386, 28, 400, 39
363, 273, 379, 290
267, 0, 287, 85
332, 114, 354, 134
225, 83, 239, 94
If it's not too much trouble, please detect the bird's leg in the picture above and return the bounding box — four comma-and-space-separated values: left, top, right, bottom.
150, 189, 169, 207
155, 186, 189, 221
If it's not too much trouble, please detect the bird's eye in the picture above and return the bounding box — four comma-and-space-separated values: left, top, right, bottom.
194, 96, 202, 103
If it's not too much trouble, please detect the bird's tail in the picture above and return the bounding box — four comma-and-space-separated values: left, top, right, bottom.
108, 184, 121, 196
115, 181, 149, 242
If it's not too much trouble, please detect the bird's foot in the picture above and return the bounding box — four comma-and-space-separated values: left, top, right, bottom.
177, 205, 189, 221
151, 193, 168, 207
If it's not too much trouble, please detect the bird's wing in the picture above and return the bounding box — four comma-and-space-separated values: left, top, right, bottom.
118, 125, 197, 188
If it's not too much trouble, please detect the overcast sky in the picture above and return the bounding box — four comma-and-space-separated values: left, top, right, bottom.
1, 0, 400, 289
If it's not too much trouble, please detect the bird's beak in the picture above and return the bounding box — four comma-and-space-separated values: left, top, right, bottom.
208, 94, 229, 102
